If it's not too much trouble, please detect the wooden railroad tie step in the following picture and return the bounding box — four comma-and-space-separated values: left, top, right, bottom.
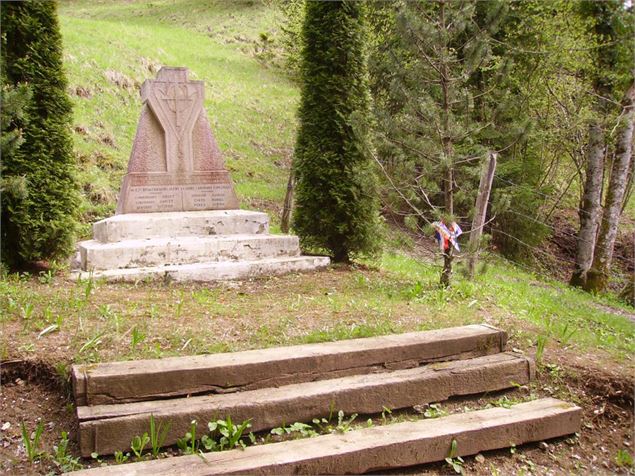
70, 398, 581, 475
72, 324, 507, 406
77, 351, 533, 456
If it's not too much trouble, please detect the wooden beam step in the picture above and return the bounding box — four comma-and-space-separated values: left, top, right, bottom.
70, 398, 581, 475
72, 324, 506, 406
77, 352, 532, 457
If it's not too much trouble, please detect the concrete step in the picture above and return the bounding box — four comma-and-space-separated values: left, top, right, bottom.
78, 234, 300, 270
72, 324, 507, 406
71, 255, 330, 283
93, 210, 269, 243
69, 398, 581, 475
76, 352, 533, 457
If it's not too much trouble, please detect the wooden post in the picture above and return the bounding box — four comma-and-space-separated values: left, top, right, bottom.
467, 152, 497, 279
441, 247, 453, 288
280, 169, 295, 234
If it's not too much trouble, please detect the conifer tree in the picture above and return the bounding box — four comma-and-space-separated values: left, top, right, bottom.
1, 83, 31, 199
1, 1, 79, 268
292, 1, 380, 263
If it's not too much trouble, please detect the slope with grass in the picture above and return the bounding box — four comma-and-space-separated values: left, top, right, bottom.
58, 0, 295, 234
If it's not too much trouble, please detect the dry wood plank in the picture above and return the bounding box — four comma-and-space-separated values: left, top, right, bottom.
70, 398, 581, 475
77, 352, 532, 457
72, 324, 506, 406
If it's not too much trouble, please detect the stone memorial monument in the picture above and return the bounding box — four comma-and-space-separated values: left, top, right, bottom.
73, 67, 329, 281
116, 67, 239, 214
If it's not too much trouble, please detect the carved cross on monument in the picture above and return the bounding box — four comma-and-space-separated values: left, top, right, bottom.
157, 84, 197, 164
115, 67, 239, 214
145, 70, 202, 173
161, 84, 194, 131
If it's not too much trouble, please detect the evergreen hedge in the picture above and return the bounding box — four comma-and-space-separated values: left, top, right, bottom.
292, 1, 380, 263
1, 1, 79, 268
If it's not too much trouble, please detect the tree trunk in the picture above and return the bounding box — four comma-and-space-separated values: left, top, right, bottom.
468, 152, 497, 279
441, 247, 453, 288
619, 268, 634, 307
570, 122, 604, 287
585, 81, 635, 293
280, 168, 295, 234
437, 0, 455, 287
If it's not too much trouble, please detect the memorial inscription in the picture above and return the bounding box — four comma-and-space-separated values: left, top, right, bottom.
116, 67, 239, 214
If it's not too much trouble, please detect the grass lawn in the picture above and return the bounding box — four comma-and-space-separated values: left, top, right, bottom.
3, 253, 633, 366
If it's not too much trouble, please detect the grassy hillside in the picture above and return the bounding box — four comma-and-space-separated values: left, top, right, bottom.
58, 0, 295, 235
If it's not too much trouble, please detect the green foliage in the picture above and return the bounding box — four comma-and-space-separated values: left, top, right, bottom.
51, 431, 83, 472
445, 439, 465, 475
20, 421, 44, 463
364, 0, 634, 265
311, 409, 358, 434
130, 431, 150, 459
271, 422, 317, 438
422, 403, 448, 419
535, 334, 547, 365
0, 82, 31, 204
205, 416, 252, 451
579, 0, 634, 103
131, 327, 146, 348
114, 450, 130, 464
148, 414, 170, 458
615, 448, 633, 468
1, 1, 80, 268
369, 1, 515, 219
491, 172, 550, 262
277, 0, 305, 79
292, 1, 381, 263
177, 420, 199, 455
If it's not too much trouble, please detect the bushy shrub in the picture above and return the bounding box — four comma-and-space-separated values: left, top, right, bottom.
292, 1, 381, 263
1, 1, 79, 268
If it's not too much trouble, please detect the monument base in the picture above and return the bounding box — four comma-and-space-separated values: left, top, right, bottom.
71, 256, 330, 282
72, 210, 329, 282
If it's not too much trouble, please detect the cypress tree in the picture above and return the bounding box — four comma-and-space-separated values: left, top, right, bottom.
1, 1, 79, 268
292, 1, 380, 263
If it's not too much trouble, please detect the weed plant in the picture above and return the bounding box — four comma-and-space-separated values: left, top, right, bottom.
149, 414, 170, 457
20, 421, 44, 463
51, 431, 83, 472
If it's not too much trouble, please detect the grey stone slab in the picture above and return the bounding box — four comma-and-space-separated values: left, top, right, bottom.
72, 325, 506, 406
79, 234, 300, 270
77, 352, 533, 457
93, 210, 269, 243
69, 255, 330, 283
69, 398, 581, 475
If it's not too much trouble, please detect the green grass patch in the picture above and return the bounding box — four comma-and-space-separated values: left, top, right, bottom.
3, 252, 632, 366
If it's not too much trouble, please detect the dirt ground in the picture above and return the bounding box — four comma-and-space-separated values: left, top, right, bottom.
1, 345, 633, 475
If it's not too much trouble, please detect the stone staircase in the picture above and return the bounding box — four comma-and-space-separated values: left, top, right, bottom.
69, 325, 581, 474
72, 210, 329, 282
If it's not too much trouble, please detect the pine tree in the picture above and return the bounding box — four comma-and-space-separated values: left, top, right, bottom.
292, 1, 380, 263
1, 1, 79, 268
1, 82, 31, 199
